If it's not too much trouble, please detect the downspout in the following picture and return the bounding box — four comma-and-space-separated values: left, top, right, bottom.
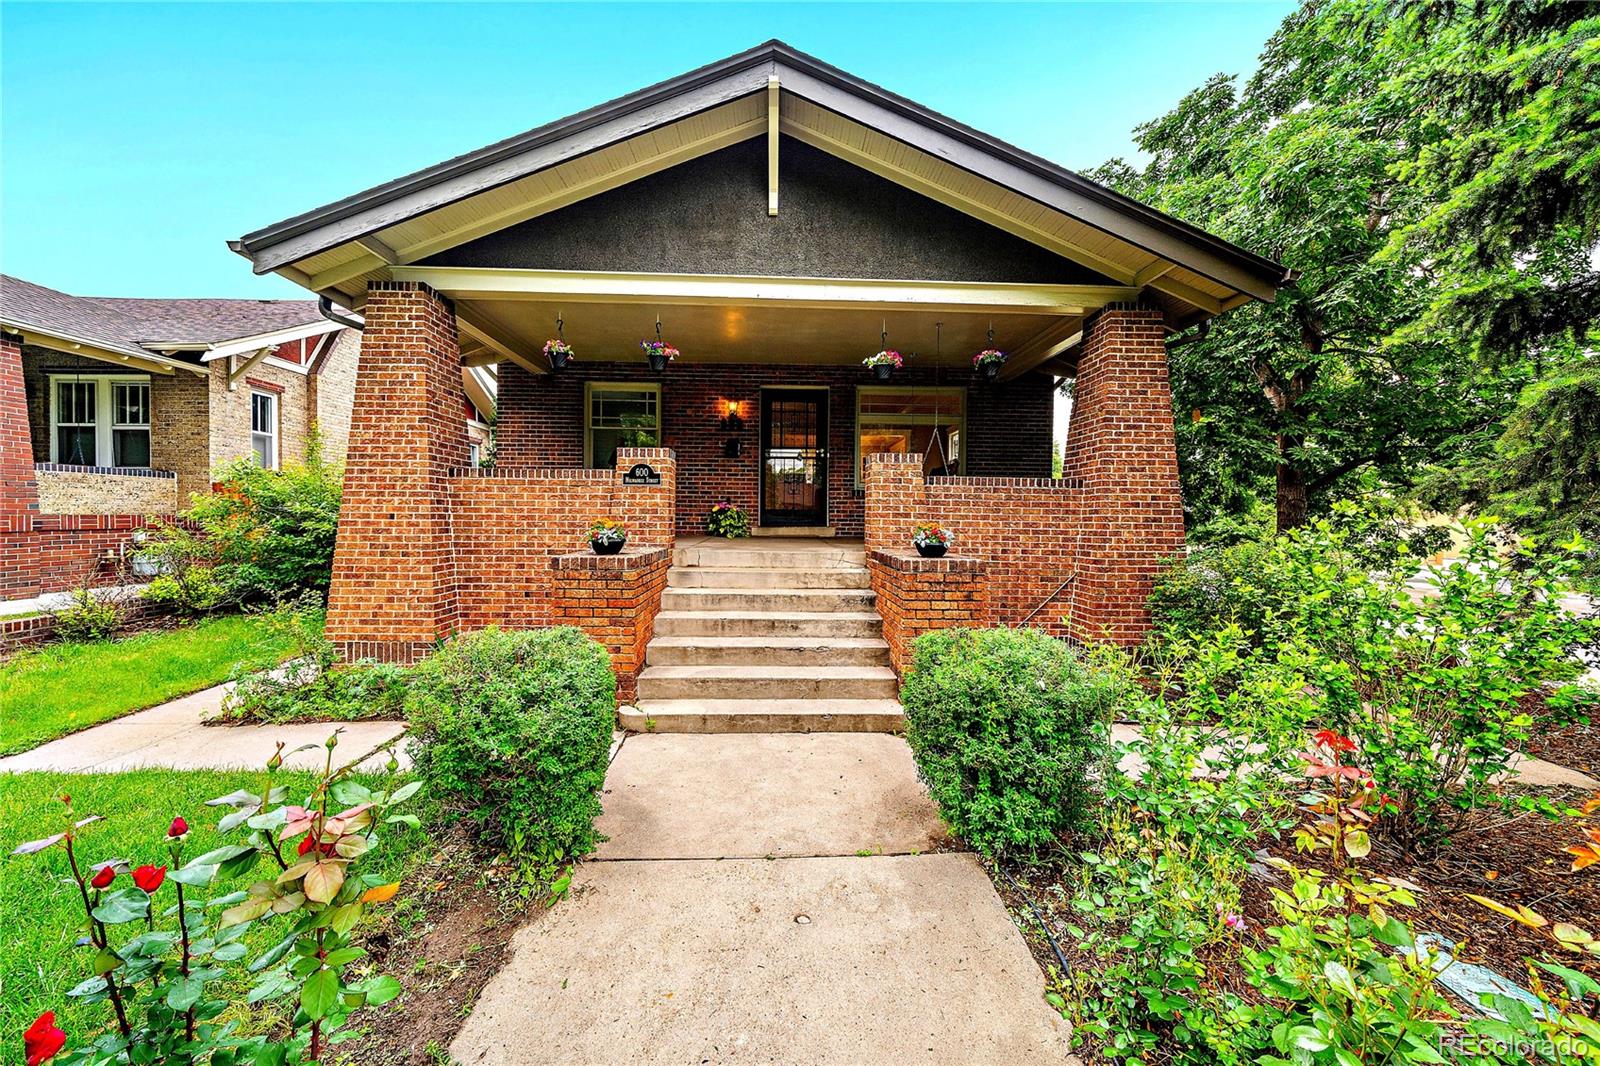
318, 296, 364, 333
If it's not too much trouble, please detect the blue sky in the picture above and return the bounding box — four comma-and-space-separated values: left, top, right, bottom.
0, 2, 1292, 299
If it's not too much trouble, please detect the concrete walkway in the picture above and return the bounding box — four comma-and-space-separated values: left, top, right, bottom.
0, 683, 406, 774
452, 732, 1076, 1066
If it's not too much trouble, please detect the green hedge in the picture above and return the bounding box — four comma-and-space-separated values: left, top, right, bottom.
901, 627, 1126, 859
406, 627, 615, 878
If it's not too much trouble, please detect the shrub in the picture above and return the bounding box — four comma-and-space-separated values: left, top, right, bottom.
217, 599, 407, 724
1148, 537, 1278, 643
406, 627, 615, 881
50, 587, 125, 642
139, 430, 342, 607
901, 628, 1128, 858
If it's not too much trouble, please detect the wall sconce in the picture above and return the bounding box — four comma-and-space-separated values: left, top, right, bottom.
719, 399, 745, 457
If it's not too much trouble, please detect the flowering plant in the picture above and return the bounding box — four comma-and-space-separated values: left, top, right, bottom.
589, 518, 627, 545
543, 339, 574, 362
640, 340, 679, 362
10, 732, 416, 1065
862, 350, 903, 369
705, 502, 750, 539
911, 523, 953, 548
972, 348, 1006, 369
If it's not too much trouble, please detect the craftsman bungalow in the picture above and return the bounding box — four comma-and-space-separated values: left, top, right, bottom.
226, 41, 1289, 699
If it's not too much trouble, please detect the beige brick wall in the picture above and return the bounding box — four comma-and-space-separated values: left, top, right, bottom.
207, 358, 309, 471
35, 468, 178, 515
310, 329, 359, 465
151, 369, 212, 506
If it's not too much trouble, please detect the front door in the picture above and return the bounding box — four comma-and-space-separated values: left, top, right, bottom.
760, 389, 828, 527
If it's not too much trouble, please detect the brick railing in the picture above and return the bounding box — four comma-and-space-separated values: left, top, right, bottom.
34, 465, 179, 515
866, 548, 991, 677
551, 546, 672, 703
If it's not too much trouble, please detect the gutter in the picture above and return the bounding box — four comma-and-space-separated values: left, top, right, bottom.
318, 296, 364, 332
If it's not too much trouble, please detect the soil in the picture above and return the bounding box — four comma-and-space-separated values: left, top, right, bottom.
336, 826, 541, 1066
1524, 717, 1600, 779
993, 783, 1600, 1064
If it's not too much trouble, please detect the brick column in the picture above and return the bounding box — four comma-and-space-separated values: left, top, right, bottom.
862, 452, 925, 551
550, 546, 672, 703
326, 283, 469, 663
1, 330, 42, 599
1062, 303, 1185, 644
867, 548, 991, 677
613, 447, 677, 550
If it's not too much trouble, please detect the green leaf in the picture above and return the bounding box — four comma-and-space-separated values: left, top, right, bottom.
301, 967, 340, 1020
170, 864, 217, 887
92, 888, 150, 925
361, 975, 403, 1006
166, 974, 205, 1011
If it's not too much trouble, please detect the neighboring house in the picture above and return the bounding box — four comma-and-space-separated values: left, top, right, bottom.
227, 41, 1291, 691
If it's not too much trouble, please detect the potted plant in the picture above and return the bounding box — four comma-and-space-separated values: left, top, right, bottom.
641, 340, 679, 372
706, 501, 751, 539
911, 523, 954, 558
862, 349, 903, 381
589, 518, 627, 555
973, 348, 1006, 381
544, 338, 575, 371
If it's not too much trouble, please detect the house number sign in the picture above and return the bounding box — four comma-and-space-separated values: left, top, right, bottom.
622, 462, 662, 486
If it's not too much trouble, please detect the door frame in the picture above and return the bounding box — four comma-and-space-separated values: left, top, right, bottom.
758, 385, 830, 528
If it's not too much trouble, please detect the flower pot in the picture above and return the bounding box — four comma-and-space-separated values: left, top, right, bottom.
591, 538, 625, 556
648, 353, 668, 372
549, 350, 571, 371
916, 542, 948, 558
873, 363, 893, 381
981, 362, 1000, 381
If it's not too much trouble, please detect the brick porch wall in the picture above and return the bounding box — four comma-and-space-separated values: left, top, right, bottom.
867, 548, 992, 677
496, 362, 1054, 537
550, 546, 672, 703
863, 304, 1184, 648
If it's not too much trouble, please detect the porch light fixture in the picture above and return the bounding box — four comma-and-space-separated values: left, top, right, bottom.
641, 315, 678, 372
973, 324, 1007, 382
543, 314, 573, 371
719, 398, 744, 457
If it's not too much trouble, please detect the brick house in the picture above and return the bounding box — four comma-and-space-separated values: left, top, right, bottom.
0, 274, 495, 599
227, 41, 1289, 710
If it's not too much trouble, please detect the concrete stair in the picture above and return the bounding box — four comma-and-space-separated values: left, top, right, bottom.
630, 537, 902, 733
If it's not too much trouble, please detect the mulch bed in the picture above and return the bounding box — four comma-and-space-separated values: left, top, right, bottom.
1524, 717, 1600, 779
995, 783, 1600, 1063
337, 826, 541, 1066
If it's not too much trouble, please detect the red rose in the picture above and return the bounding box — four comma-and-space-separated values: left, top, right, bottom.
296, 833, 334, 858
24, 1011, 66, 1066
131, 865, 166, 893
89, 865, 116, 890
1313, 728, 1357, 754
167, 817, 188, 838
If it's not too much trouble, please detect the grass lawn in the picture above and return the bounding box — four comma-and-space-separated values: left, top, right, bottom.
0, 767, 426, 1052
0, 613, 305, 756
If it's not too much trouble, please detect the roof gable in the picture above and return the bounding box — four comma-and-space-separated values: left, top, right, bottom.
424, 136, 1116, 285
231, 40, 1290, 325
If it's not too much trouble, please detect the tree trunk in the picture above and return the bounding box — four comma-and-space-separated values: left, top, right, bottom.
1276, 434, 1309, 531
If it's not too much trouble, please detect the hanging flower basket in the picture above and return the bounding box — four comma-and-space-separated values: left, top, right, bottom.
863, 349, 903, 381
973, 348, 1006, 381
589, 518, 627, 555
543, 339, 575, 371
912, 523, 954, 559
641, 340, 679, 372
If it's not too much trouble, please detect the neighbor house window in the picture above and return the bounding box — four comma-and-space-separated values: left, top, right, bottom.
855, 386, 965, 485
585, 383, 661, 468
251, 390, 279, 469
49, 373, 152, 468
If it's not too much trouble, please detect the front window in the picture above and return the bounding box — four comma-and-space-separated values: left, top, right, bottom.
49, 374, 152, 468
585, 383, 660, 468
251, 390, 279, 469
855, 387, 965, 484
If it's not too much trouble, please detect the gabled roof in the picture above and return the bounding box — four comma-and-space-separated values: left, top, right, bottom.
229, 40, 1290, 327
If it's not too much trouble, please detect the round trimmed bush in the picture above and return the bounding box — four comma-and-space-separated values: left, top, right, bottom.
901, 627, 1127, 858
406, 626, 616, 877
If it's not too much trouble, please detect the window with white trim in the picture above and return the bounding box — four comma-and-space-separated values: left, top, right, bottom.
250, 390, 279, 469
585, 382, 661, 468
48, 374, 152, 468
855, 386, 965, 485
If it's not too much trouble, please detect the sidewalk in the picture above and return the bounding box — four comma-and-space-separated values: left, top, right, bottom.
0, 683, 406, 774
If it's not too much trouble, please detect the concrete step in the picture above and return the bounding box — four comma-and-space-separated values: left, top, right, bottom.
667, 566, 871, 590
751, 526, 836, 538
653, 610, 884, 638
673, 545, 867, 569
619, 699, 905, 733
662, 586, 875, 613
636, 664, 900, 701
645, 635, 891, 667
